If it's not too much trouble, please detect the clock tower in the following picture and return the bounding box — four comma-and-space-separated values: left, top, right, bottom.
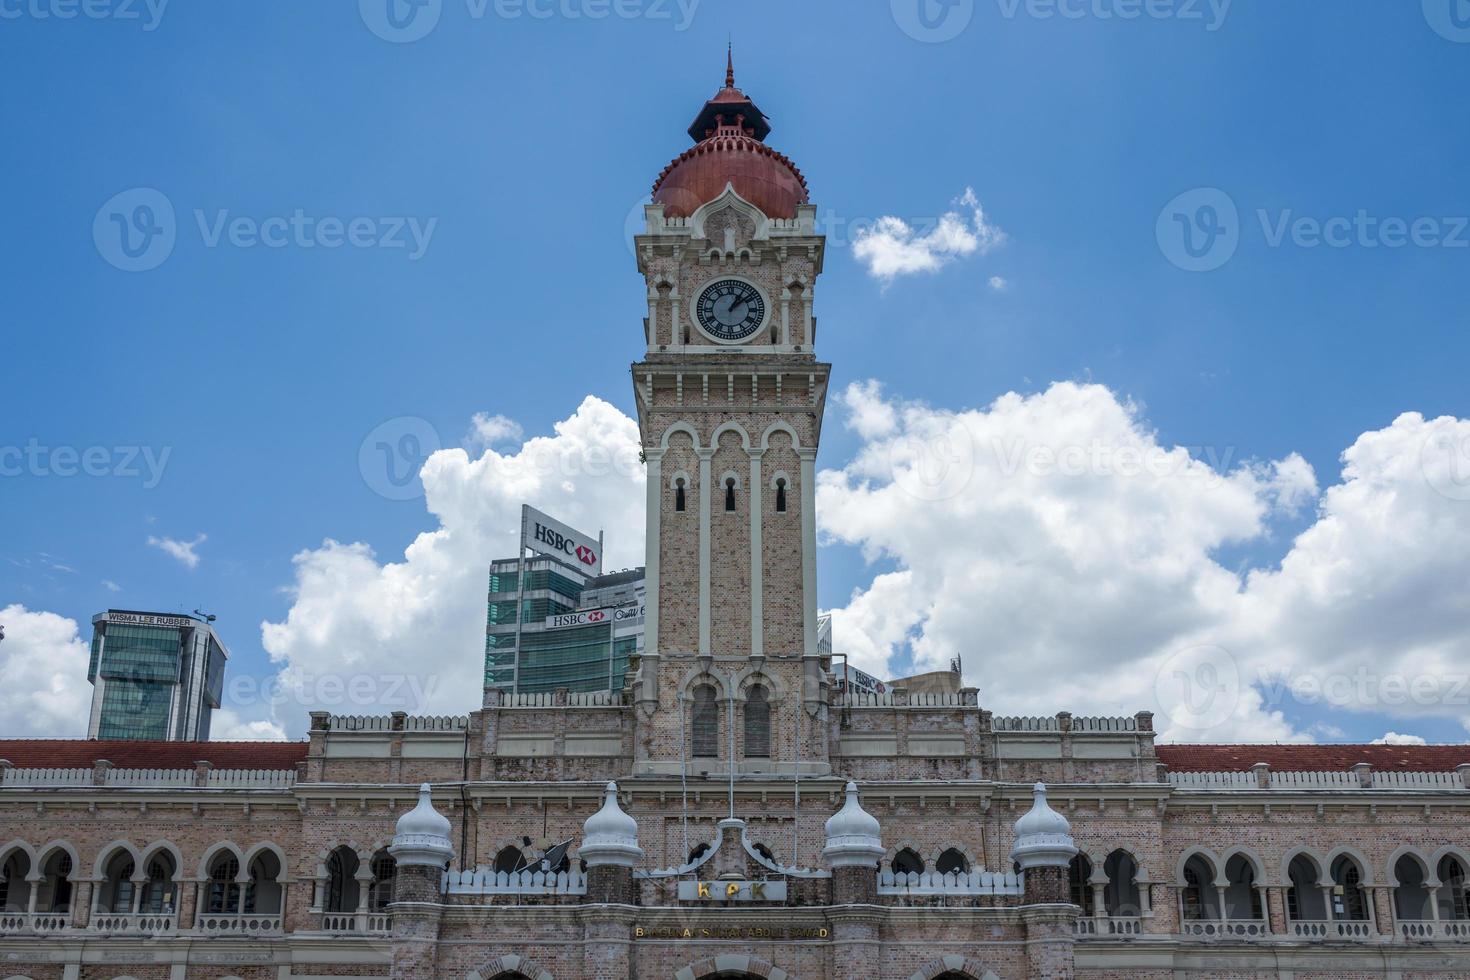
630, 54, 831, 777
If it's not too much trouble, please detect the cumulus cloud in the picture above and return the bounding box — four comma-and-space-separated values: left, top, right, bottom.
1373, 732, 1429, 746
260, 397, 644, 735
817, 382, 1470, 743
989, 276, 1008, 292
466, 412, 524, 449
852, 187, 1005, 285
148, 533, 206, 569
211, 707, 288, 741
0, 605, 92, 736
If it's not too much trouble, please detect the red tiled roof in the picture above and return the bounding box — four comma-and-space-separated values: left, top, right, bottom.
1158, 744, 1470, 773
0, 739, 307, 771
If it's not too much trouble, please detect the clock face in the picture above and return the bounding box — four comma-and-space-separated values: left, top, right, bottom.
695, 278, 766, 343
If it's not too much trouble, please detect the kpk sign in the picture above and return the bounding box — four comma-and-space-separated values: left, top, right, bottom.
520, 504, 602, 574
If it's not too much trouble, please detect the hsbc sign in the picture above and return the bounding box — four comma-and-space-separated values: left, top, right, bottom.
546, 603, 644, 630
521, 504, 603, 575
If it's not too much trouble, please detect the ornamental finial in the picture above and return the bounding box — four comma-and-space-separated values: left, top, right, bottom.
726, 42, 735, 89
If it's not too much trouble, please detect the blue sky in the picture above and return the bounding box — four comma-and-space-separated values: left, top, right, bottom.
3, 0, 1470, 744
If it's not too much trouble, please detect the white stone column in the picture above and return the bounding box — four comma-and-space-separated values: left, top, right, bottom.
749, 448, 764, 658
799, 450, 817, 656
644, 449, 662, 660
698, 448, 713, 654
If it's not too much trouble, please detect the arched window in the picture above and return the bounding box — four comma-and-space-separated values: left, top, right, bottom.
1440, 856, 1469, 920
0, 851, 30, 911
325, 846, 360, 913
724, 477, 736, 512
752, 842, 777, 865
692, 684, 719, 758
1330, 855, 1369, 921
1394, 855, 1432, 921
101, 851, 136, 913
675, 477, 686, 512
1103, 850, 1142, 916
743, 684, 770, 758
1223, 854, 1262, 919
245, 851, 283, 915
37, 851, 73, 913
1286, 854, 1325, 921
935, 848, 969, 876
890, 848, 924, 875
141, 854, 176, 914
370, 851, 396, 910
1069, 854, 1094, 915
775, 477, 787, 513
207, 854, 241, 914
493, 846, 524, 875
1180, 854, 1219, 921
688, 842, 711, 865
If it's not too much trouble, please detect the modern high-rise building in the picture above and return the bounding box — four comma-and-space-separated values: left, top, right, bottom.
484, 556, 645, 695
86, 610, 227, 741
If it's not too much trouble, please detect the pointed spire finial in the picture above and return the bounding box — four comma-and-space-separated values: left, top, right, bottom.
726, 42, 735, 89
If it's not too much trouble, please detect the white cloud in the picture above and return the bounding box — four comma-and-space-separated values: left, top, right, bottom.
989, 276, 1008, 291
466, 412, 524, 449
260, 397, 645, 735
102, 580, 122, 593
852, 186, 1005, 285
1373, 732, 1429, 746
211, 707, 288, 741
0, 605, 92, 737
148, 533, 206, 569
817, 382, 1470, 743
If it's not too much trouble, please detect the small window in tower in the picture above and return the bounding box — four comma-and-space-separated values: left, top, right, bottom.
775, 478, 787, 513
675, 478, 686, 512
725, 477, 736, 512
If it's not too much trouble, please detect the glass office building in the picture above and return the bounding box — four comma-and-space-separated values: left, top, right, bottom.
484, 558, 645, 696
86, 610, 228, 741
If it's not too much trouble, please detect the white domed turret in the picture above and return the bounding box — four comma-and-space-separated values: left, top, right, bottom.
579, 782, 644, 869
822, 781, 884, 869
1008, 782, 1077, 870
389, 783, 455, 868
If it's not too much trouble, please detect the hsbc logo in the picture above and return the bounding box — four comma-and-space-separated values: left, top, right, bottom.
532, 521, 599, 567
586, 610, 606, 622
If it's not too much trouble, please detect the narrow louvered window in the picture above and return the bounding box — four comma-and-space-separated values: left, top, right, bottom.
743, 684, 770, 757
692, 685, 718, 758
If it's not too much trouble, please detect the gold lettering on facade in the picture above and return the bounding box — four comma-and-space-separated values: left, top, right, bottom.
697, 882, 711, 899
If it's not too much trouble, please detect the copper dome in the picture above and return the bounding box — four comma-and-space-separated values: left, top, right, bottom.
651, 52, 809, 220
